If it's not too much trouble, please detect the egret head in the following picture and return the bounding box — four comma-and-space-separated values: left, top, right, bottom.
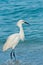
17, 20, 29, 27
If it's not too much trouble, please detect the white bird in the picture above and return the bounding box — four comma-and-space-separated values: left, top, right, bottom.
3, 20, 29, 60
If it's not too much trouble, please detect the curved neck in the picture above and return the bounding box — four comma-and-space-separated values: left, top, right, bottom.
19, 25, 23, 34
19, 25, 24, 41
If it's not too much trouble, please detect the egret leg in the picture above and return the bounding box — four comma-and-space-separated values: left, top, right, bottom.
10, 51, 13, 59
13, 51, 16, 61
10, 49, 16, 60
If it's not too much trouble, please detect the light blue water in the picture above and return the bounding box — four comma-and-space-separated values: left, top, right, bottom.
0, 0, 43, 65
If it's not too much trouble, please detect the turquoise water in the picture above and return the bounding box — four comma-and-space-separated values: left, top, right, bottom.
0, 0, 43, 65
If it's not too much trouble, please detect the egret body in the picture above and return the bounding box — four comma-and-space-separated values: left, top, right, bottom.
3, 20, 29, 60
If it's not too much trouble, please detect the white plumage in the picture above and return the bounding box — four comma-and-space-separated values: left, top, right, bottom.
3, 33, 20, 51
3, 20, 26, 51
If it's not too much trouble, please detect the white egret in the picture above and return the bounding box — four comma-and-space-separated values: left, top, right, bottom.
3, 20, 29, 60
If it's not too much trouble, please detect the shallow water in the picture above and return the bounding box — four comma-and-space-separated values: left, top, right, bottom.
0, 41, 43, 65
0, 0, 43, 65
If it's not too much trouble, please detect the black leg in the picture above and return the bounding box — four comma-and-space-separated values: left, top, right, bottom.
10, 51, 13, 59
13, 51, 16, 61
10, 49, 16, 60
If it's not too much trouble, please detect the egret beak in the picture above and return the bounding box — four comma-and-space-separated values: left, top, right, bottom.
24, 22, 30, 25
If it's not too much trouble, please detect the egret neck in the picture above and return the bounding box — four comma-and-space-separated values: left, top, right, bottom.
19, 25, 25, 41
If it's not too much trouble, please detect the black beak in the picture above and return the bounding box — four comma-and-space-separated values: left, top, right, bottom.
24, 22, 30, 25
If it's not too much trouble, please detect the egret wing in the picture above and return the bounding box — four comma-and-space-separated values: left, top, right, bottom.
3, 33, 20, 51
